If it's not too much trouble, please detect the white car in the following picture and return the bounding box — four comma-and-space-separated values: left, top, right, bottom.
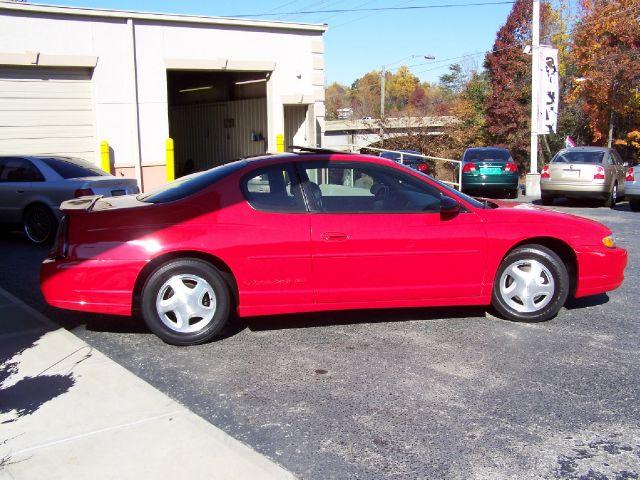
626, 165, 640, 212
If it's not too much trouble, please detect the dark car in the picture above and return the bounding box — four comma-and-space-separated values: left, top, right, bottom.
461, 147, 519, 198
379, 150, 432, 174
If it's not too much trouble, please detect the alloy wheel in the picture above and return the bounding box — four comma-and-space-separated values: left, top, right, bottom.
24, 207, 53, 244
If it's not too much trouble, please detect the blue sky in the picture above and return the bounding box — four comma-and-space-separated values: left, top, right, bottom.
43, 0, 518, 85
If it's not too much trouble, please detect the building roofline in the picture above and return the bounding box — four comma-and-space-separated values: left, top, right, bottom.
0, 1, 328, 32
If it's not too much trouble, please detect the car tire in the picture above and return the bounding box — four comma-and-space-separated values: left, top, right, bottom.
23, 204, 57, 245
541, 194, 554, 206
491, 244, 569, 323
630, 199, 640, 212
141, 259, 231, 346
604, 182, 618, 208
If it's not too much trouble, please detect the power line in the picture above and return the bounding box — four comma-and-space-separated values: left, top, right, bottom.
228, 1, 516, 18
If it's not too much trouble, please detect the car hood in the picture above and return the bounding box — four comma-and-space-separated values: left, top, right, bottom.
477, 199, 611, 236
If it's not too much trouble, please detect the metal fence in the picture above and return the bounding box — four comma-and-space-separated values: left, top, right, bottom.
346, 146, 463, 191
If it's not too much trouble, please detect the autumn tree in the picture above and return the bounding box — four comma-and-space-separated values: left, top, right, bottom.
571, 0, 640, 153
386, 66, 420, 114
484, 0, 558, 169
349, 71, 381, 118
325, 82, 349, 120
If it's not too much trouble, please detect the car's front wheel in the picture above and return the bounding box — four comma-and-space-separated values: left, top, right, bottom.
491, 245, 569, 322
141, 259, 231, 346
23, 204, 57, 244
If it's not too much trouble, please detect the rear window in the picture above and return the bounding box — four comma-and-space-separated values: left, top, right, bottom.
551, 150, 605, 164
40, 157, 108, 179
139, 160, 247, 203
464, 149, 511, 162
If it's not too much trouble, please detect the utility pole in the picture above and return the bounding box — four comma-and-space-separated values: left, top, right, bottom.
526, 0, 542, 196
380, 66, 386, 119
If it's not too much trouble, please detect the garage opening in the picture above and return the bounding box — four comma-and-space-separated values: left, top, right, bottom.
167, 70, 269, 178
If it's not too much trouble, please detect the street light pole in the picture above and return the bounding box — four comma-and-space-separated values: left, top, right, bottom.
380, 66, 386, 119
526, 0, 542, 196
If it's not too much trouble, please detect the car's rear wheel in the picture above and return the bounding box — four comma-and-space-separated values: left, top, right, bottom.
507, 189, 518, 199
541, 194, 555, 206
141, 259, 230, 346
491, 245, 569, 322
23, 204, 57, 245
630, 199, 640, 212
604, 182, 618, 208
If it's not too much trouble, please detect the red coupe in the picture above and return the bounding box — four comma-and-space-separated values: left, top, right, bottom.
41, 152, 627, 345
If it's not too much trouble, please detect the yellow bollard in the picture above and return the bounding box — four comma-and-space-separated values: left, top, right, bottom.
100, 140, 110, 174
276, 134, 285, 153
166, 138, 175, 182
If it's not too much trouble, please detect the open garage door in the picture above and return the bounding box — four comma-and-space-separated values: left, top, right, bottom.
0, 67, 96, 162
167, 70, 268, 177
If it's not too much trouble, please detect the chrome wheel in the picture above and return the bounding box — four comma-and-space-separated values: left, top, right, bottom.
24, 206, 54, 244
498, 259, 555, 313
155, 274, 217, 333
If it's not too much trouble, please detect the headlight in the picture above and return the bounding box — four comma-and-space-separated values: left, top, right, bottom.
602, 235, 616, 248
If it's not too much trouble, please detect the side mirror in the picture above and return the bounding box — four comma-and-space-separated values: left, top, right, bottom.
440, 196, 461, 215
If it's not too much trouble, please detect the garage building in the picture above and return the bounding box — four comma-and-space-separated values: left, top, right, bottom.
0, 2, 326, 191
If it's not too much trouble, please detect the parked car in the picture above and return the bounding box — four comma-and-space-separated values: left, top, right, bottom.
540, 147, 627, 207
40, 152, 626, 346
626, 165, 640, 212
0, 156, 139, 244
460, 147, 519, 199
379, 150, 431, 174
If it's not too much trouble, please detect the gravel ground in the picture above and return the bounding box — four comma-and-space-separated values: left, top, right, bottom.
1, 197, 638, 479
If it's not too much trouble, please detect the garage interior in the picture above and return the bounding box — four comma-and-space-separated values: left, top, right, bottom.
167, 69, 270, 177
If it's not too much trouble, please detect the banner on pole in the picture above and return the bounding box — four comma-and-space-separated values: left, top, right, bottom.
538, 47, 559, 135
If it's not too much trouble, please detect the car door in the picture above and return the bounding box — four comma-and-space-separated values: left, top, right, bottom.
299, 160, 487, 304
235, 162, 314, 309
0, 157, 43, 223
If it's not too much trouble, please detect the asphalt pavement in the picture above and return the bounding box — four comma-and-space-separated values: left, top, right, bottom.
1, 197, 639, 479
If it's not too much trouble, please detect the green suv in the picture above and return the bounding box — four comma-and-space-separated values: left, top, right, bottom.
461, 147, 519, 199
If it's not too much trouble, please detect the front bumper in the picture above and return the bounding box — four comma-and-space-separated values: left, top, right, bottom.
574, 245, 627, 298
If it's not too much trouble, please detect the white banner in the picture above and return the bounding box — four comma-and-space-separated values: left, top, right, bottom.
538, 47, 559, 135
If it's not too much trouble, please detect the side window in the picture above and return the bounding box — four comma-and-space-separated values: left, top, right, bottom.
303, 162, 443, 213
242, 164, 306, 213
0, 158, 43, 182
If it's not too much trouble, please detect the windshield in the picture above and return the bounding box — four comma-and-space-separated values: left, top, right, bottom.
395, 162, 488, 209
551, 150, 605, 164
138, 160, 247, 203
464, 149, 511, 162
41, 156, 109, 178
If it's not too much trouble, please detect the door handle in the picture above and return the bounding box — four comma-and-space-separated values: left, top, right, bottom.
321, 232, 348, 242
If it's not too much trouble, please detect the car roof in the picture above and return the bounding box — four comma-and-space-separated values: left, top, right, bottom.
464, 147, 510, 152
560, 146, 610, 152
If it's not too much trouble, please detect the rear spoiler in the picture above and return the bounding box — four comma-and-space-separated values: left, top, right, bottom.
60, 195, 103, 213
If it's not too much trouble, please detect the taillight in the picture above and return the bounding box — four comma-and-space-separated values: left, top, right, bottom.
541, 165, 550, 179
74, 188, 95, 198
593, 165, 605, 180
418, 163, 428, 173
462, 162, 476, 173
504, 162, 518, 173
50, 215, 69, 259
626, 167, 635, 182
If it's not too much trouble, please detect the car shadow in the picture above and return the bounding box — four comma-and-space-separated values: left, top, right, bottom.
531, 197, 607, 208
565, 293, 609, 310
218, 305, 490, 340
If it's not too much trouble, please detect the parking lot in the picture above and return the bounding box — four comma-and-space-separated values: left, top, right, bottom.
1, 197, 639, 479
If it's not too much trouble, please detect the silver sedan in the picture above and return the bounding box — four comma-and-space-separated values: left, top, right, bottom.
0, 156, 138, 244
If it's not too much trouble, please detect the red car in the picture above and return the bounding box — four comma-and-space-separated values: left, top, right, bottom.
41, 152, 627, 346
